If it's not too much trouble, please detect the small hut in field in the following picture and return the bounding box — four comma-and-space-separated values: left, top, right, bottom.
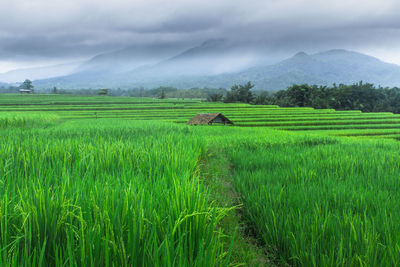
187, 113, 233, 126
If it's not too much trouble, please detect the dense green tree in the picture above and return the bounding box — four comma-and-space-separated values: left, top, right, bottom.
20, 79, 34, 91
207, 93, 223, 102
253, 92, 274, 105
224, 82, 255, 103
159, 89, 166, 99
285, 84, 311, 107
267, 81, 400, 113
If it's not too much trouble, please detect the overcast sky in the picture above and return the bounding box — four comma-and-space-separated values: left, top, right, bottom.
0, 0, 400, 72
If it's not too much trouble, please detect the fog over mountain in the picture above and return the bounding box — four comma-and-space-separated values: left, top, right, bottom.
33, 39, 275, 88
1, 0, 400, 75
30, 41, 400, 90
75, 42, 192, 75
0, 62, 80, 83
1, 0, 400, 89
228, 49, 400, 90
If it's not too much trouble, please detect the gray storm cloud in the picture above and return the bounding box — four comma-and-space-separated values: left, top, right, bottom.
0, 0, 400, 70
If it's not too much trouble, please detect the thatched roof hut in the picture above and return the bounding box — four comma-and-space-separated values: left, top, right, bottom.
187, 113, 233, 126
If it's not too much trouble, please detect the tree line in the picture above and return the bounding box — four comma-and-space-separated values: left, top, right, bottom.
2, 79, 400, 113
0, 82, 228, 99
208, 82, 400, 113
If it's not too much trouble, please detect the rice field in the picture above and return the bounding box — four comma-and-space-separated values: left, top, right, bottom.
228, 136, 400, 266
0, 119, 235, 266
2, 94, 400, 139
1, 94, 400, 266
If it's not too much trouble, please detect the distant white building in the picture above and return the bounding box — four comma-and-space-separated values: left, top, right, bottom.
19, 89, 33, 94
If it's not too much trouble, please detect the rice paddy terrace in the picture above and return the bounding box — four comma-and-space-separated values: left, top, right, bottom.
2, 93, 400, 266
1, 94, 400, 139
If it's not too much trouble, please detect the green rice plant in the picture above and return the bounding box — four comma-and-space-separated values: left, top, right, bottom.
0, 120, 233, 266
227, 134, 400, 266
3, 94, 400, 266
0, 112, 59, 128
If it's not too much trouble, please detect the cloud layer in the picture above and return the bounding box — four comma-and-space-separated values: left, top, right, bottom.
0, 0, 400, 71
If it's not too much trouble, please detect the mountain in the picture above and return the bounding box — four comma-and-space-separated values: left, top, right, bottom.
75, 42, 189, 75
0, 62, 80, 83
33, 41, 192, 88
33, 46, 400, 90
35, 39, 259, 88
145, 39, 258, 75
221, 49, 400, 90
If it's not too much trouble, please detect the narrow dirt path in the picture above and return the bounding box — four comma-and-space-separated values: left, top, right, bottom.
200, 148, 280, 266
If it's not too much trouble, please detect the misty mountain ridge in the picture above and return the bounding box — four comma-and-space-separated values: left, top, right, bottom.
32, 39, 263, 88
226, 49, 400, 90
5, 41, 400, 90
0, 62, 81, 84
75, 42, 190, 75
